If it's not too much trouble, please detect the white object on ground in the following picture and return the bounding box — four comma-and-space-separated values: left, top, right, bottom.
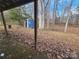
0, 53, 5, 57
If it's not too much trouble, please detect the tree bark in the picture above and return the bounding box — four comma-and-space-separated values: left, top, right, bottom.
64, 15, 70, 32
38, 0, 44, 29
64, 0, 73, 32
52, 0, 59, 24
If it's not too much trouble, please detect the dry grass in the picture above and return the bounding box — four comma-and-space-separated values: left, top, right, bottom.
47, 24, 79, 34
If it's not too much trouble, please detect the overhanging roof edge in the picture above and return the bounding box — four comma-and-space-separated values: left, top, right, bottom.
0, 0, 34, 11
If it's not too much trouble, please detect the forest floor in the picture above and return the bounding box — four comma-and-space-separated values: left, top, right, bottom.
0, 25, 79, 59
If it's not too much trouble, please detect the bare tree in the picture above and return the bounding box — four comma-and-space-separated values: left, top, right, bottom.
38, 0, 45, 29
38, 0, 50, 29
44, 0, 50, 28
64, 0, 73, 32
75, 6, 79, 24
52, 0, 60, 24
60, 0, 65, 23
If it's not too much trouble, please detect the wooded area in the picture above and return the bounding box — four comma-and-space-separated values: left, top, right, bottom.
38, 0, 79, 32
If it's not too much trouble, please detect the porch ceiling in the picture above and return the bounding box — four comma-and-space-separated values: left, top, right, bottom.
0, 0, 34, 11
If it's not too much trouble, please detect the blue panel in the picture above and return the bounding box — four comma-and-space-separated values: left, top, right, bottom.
27, 19, 34, 29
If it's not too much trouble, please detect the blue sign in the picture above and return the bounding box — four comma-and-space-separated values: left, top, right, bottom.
26, 18, 34, 29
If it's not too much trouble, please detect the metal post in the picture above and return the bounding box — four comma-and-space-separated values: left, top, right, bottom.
34, 0, 38, 50
1, 11, 8, 35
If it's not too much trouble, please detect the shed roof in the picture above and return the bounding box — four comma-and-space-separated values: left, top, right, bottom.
0, 0, 34, 11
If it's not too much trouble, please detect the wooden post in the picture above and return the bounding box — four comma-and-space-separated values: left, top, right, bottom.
34, 0, 38, 50
1, 11, 8, 35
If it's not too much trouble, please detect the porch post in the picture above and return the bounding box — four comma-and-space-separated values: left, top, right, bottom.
34, 0, 38, 50
1, 11, 8, 35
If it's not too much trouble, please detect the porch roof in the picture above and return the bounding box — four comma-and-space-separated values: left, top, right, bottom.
0, 0, 34, 11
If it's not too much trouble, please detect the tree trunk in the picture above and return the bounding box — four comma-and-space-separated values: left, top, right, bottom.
64, 15, 70, 32
38, 0, 44, 29
52, 0, 58, 24
60, 9, 65, 23
64, 0, 73, 32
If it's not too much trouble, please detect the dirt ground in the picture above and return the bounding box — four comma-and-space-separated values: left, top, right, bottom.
1, 25, 79, 59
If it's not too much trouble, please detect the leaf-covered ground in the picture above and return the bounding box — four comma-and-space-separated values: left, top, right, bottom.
4, 26, 79, 59
1, 25, 79, 59
0, 30, 48, 59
